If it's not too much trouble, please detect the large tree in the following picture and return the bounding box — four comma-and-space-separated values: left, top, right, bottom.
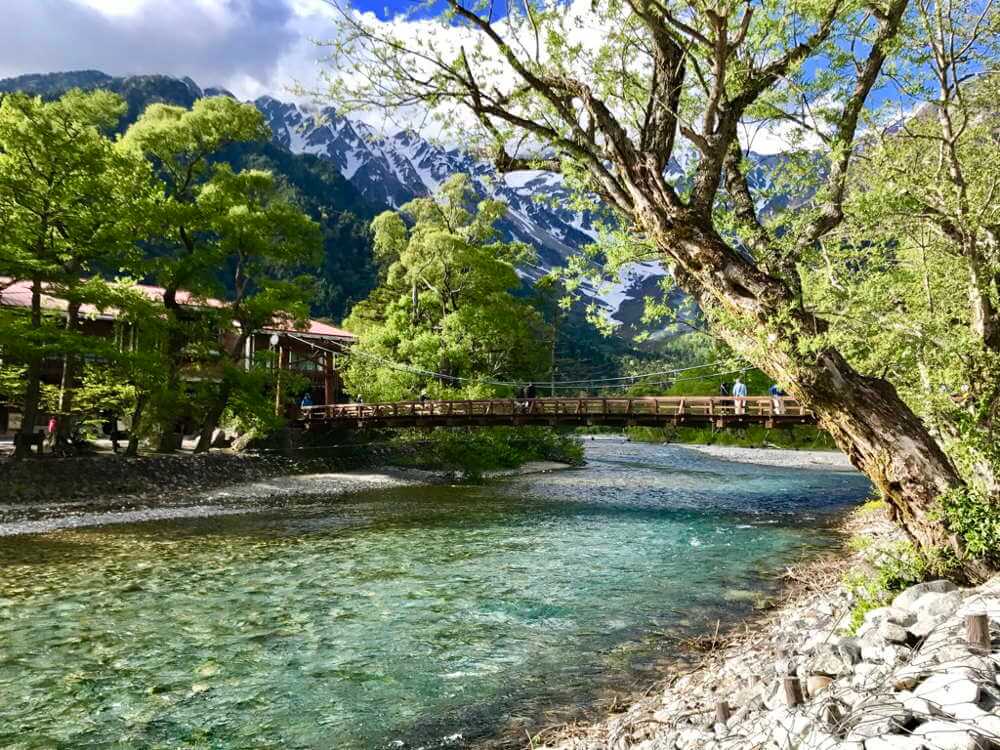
805, 4, 1000, 559
326, 0, 997, 573
343, 175, 548, 401
0, 90, 151, 458
118, 97, 270, 447
190, 166, 322, 452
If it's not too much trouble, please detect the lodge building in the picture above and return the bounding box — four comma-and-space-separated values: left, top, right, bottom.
0, 277, 355, 431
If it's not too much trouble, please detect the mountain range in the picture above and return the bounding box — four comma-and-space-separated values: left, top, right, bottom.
0, 69, 690, 331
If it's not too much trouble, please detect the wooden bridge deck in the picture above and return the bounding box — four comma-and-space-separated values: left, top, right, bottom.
298, 396, 815, 430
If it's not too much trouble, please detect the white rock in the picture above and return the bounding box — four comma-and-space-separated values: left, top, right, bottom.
880, 621, 910, 644
896, 690, 936, 720
911, 719, 987, 749
770, 707, 813, 746
885, 608, 918, 627
913, 670, 980, 710
846, 702, 911, 739
909, 591, 965, 630
958, 595, 1000, 620
893, 580, 959, 611
864, 735, 925, 750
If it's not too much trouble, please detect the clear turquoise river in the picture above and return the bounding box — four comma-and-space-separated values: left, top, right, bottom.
0, 440, 870, 749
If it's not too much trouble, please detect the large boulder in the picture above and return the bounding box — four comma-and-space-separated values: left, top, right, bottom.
893, 580, 959, 611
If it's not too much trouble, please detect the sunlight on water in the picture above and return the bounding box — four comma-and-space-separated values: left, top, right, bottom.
0, 441, 870, 749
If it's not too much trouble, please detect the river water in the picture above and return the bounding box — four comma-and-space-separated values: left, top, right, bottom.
0, 440, 869, 749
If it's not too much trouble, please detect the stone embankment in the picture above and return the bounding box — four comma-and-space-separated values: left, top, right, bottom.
544, 540, 1000, 749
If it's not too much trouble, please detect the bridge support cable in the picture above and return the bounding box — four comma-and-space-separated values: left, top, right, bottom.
285, 333, 752, 393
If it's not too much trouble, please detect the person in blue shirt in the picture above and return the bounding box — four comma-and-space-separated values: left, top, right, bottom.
768, 383, 784, 415
732, 377, 748, 415
300, 392, 314, 408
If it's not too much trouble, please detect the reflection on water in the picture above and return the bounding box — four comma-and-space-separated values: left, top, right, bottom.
0, 441, 869, 749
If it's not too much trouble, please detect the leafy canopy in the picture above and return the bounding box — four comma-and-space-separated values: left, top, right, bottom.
343, 174, 548, 401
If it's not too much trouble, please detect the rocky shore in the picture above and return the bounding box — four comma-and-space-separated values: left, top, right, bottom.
539, 512, 1000, 750
0, 450, 575, 535
0, 449, 430, 531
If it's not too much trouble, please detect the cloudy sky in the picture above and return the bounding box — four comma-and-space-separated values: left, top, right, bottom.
0, 0, 862, 153
0, 0, 363, 100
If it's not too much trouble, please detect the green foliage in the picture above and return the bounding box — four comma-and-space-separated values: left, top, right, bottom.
388, 427, 584, 480
843, 539, 930, 634
343, 175, 549, 402
0, 89, 329, 452
936, 488, 1000, 565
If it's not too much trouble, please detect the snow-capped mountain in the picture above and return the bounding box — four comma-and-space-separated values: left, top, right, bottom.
255, 96, 672, 325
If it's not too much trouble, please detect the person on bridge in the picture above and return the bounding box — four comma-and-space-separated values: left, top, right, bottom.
300, 392, 314, 409
768, 383, 785, 415
732, 377, 748, 415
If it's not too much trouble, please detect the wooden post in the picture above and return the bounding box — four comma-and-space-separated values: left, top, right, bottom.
715, 700, 732, 724
966, 613, 990, 654
274, 342, 289, 416
783, 676, 804, 707
324, 352, 335, 405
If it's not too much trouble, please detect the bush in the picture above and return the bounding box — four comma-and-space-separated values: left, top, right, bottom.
388, 427, 584, 480
843, 537, 929, 634
936, 488, 1000, 566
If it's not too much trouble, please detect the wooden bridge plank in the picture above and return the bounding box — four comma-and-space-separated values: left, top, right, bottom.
298, 396, 816, 430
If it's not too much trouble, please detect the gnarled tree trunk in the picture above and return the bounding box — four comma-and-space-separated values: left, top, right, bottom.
646, 215, 986, 578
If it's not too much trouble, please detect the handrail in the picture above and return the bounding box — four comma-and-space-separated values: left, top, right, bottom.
300, 396, 812, 424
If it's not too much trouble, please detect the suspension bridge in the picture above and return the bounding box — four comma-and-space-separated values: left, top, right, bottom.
298, 396, 815, 430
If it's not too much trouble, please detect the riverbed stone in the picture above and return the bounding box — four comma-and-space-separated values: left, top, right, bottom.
896, 691, 935, 719
863, 735, 925, 750
844, 701, 911, 740
913, 669, 980, 709
879, 621, 910, 644
838, 637, 864, 665
911, 719, 987, 749
893, 580, 959, 610
810, 647, 854, 677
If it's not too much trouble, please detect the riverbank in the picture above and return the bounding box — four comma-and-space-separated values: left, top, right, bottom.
0, 451, 576, 536
537, 510, 1000, 750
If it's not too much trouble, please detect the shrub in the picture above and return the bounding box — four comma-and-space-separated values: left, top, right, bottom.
388, 427, 584, 480
935, 488, 1000, 567
843, 538, 929, 634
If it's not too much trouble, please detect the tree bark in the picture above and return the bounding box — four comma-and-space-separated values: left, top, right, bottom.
125, 394, 146, 458
644, 214, 988, 579
14, 278, 44, 460
56, 300, 82, 443
155, 286, 188, 453
194, 378, 232, 454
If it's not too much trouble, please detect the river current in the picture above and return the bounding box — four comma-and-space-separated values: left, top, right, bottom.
0, 440, 870, 749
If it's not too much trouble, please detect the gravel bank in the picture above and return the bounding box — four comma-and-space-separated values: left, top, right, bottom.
675, 444, 856, 472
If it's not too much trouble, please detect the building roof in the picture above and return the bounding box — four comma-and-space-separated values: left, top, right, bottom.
0, 277, 355, 342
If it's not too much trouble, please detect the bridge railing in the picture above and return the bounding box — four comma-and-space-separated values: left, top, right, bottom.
299, 396, 812, 423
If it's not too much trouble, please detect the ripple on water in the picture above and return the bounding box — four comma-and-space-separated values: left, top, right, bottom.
0, 441, 870, 749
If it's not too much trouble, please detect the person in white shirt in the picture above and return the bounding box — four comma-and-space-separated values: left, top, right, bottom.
732, 377, 748, 415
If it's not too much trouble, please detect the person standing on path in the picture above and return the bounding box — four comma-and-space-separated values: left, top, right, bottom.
768, 383, 784, 415
732, 377, 748, 415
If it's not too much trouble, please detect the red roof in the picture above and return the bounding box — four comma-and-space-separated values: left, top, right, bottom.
0, 277, 355, 342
